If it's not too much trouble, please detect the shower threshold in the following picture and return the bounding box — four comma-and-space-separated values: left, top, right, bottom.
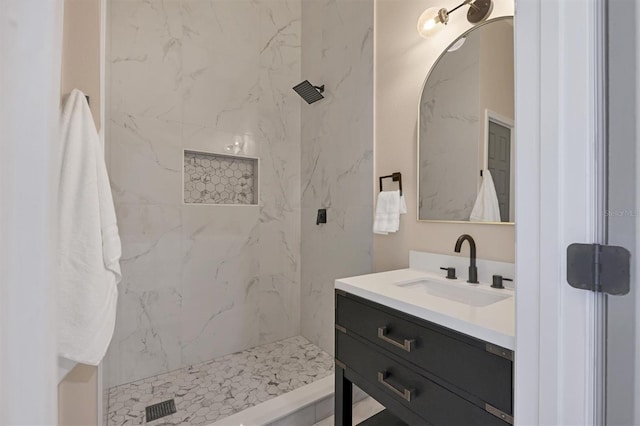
106, 336, 334, 426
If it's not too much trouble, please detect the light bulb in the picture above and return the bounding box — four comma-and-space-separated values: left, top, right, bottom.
417, 7, 447, 38
423, 18, 437, 32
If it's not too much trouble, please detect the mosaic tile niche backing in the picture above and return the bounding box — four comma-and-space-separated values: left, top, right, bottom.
184, 151, 257, 205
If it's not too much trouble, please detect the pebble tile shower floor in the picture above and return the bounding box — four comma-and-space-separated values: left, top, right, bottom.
106, 336, 334, 425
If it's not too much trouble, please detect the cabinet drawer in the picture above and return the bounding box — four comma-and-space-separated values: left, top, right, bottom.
336, 292, 513, 415
336, 332, 510, 426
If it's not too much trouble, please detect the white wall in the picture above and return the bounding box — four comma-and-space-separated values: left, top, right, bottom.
105, 0, 302, 389
0, 0, 62, 423
374, 0, 515, 272
300, 0, 374, 355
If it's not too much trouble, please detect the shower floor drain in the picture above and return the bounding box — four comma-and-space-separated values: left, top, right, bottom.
145, 399, 176, 422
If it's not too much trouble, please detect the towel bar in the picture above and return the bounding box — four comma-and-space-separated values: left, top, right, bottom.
379, 172, 402, 195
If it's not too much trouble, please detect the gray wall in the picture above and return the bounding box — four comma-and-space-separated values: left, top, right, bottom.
300, 0, 374, 354
606, 0, 638, 423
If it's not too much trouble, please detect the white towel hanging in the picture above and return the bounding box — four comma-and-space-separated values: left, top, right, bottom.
58, 89, 122, 366
470, 169, 501, 222
374, 190, 406, 234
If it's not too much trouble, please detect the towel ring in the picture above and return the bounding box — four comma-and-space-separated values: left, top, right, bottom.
379, 172, 402, 195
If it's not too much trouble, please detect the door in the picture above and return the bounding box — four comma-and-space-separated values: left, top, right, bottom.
515, 0, 608, 424
487, 120, 511, 222
605, 0, 638, 424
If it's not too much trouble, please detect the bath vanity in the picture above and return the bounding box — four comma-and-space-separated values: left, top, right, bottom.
334, 251, 514, 425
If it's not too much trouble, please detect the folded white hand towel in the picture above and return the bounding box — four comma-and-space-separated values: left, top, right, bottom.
470, 170, 501, 222
58, 89, 122, 365
373, 190, 406, 235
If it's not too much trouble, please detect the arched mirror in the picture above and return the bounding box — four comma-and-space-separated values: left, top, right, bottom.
418, 17, 514, 223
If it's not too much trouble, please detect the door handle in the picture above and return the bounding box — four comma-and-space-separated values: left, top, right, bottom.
377, 326, 415, 352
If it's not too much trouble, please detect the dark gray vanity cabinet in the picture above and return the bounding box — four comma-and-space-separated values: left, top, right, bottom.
334, 290, 513, 426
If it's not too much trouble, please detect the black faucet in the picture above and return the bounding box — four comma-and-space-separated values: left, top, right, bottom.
454, 234, 478, 284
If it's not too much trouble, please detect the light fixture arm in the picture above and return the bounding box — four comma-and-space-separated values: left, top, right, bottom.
417, 0, 492, 38
437, 0, 472, 26
447, 0, 473, 17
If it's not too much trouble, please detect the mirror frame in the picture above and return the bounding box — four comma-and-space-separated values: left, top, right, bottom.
416, 16, 515, 225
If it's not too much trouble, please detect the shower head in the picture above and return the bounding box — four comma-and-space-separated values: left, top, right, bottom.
292, 80, 325, 104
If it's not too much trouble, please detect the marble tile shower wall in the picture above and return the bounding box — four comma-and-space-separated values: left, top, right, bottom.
300, 0, 374, 355
106, 0, 301, 389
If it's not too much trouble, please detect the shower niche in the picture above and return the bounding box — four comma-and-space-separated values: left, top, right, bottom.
183, 150, 259, 205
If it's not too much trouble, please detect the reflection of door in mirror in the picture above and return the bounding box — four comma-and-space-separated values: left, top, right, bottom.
418, 17, 514, 224
484, 113, 514, 222
488, 121, 511, 222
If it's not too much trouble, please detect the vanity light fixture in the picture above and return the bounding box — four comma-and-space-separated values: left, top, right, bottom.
417, 0, 493, 38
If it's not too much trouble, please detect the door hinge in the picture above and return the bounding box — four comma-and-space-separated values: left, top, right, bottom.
567, 243, 630, 295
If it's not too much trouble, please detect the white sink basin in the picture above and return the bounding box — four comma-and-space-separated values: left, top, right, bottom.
395, 279, 510, 307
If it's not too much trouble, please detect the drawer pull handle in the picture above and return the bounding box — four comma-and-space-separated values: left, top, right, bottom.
377, 326, 415, 352
377, 371, 413, 402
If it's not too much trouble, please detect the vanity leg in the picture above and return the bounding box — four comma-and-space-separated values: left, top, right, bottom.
335, 365, 353, 426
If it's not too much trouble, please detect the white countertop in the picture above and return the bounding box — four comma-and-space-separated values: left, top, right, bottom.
335, 268, 515, 350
